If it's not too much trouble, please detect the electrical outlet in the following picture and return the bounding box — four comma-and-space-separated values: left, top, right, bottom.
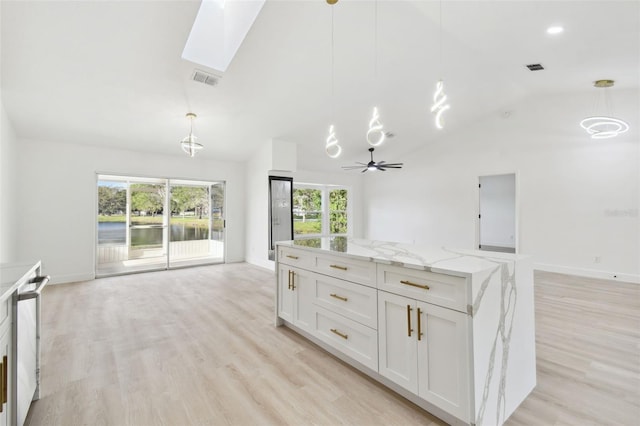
594, 255, 601, 264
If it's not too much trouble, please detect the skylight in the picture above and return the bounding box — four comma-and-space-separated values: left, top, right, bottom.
182, 0, 266, 73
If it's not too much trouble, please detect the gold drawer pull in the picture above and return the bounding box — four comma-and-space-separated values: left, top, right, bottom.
286, 255, 299, 260
330, 293, 348, 302
330, 328, 348, 340
400, 280, 430, 290
330, 264, 348, 271
0, 355, 6, 409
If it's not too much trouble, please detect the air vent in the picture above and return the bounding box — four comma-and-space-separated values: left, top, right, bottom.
191, 69, 220, 87
526, 63, 544, 71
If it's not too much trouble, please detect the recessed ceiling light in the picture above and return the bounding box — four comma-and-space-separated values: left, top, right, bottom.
546, 26, 564, 35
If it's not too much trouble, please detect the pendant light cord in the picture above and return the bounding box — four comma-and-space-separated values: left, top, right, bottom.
438, 0, 443, 78
331, 6, 335, 118
374, 0, 378, 81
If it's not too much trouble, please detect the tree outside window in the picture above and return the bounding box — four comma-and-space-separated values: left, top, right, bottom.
293, 185, 348, 237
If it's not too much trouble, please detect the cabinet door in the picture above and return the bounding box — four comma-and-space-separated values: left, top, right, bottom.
291, 268, 314, 333
417, 301, 470, 423
377, 291, 418, 393
277, 265, 294, 323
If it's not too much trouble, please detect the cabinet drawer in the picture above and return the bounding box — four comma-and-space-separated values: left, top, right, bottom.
314, 254, 376, 287
278, 247, 313, 268
314, 306, 378, 371
313, 275, 377, 329
377, 265, 468, 312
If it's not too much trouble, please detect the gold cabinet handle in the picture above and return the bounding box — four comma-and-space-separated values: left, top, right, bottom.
407, 305, 413, 337
287, 270, 292, 290
290, 271, 296, 291
330, 264, 348, 271
400, 280, 430, 290
330, 328, 348, 340
330, 293, 348, 302
417, 308, 423, 341
0, 355, 6, 410
286, 255, 299, 260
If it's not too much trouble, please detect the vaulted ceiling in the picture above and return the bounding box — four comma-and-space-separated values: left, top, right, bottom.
2, 1, 638, 171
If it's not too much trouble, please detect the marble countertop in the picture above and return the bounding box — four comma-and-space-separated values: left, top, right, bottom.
0, 261, 41, 302
277, 237, 529, 277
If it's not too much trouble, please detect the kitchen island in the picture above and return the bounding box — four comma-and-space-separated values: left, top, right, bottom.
275, 237, 535, 426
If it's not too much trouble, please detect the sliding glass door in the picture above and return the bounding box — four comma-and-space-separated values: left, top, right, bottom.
128, 180, 168, 272
168, 181, 225, 268
96, 175, 225, 277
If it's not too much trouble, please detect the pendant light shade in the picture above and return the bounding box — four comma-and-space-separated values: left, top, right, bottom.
580, 80, 629, 139
181, 112, 204, 157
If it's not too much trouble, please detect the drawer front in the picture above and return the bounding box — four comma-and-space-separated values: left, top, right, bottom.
278, 247, 313, 269
314, 306, 378, 371
314, 274, 377, 329
377, 265, 468, 312
314, 254, 376, 287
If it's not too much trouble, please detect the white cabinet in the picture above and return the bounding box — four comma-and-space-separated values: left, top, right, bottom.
378, 290, 470, 423
275, 240, 536, 426
277, 264, 314, 333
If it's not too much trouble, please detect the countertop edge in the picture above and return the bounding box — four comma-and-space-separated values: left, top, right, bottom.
0, 261, 42, 302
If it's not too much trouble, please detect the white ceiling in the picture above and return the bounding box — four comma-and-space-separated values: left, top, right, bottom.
1, 0, 638, 171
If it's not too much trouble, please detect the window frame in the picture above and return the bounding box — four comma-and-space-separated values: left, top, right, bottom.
293, 183, 351, 238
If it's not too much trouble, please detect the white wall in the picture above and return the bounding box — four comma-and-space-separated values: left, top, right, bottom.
364, 90, 639, 283
0, 101, 18, 262
244, 141, 276, 270
16, 139, 246, 283
479, 174, 516, 249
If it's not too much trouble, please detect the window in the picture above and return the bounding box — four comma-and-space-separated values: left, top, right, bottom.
96, 174, 226, 276
293, 184, 349, 237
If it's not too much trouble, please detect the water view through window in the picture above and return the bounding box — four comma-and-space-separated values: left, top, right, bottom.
96, 175, 225, 276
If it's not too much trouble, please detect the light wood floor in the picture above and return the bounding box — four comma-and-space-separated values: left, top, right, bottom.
25, 264, 640, 426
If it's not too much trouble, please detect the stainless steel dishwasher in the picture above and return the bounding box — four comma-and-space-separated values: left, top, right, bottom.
12, 270, 48, 426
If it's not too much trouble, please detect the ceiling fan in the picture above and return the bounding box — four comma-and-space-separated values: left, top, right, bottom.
342, 148, 403, 173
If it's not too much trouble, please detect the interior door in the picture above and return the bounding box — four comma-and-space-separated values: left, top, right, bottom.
479, 173, 516, 253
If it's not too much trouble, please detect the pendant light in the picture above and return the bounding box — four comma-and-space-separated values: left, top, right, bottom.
325, 2, 342, 158
180, 113, 203, 157
580, 80, 629, 139
367, 0, 386, 147
430, 0, 450, 129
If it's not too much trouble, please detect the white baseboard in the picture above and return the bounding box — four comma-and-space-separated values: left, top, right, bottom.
245, 257, 275, 271
534, 263, 639, 284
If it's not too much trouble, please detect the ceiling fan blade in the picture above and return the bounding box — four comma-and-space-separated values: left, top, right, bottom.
381, 163, 403, 166
361, 168, 368, 173
381, 165, 402, 169
378, 160, 386, 165
376, 166, 387, 171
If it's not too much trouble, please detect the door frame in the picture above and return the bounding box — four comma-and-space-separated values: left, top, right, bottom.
475, 171, 520, 254
95, 172, 227, 277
